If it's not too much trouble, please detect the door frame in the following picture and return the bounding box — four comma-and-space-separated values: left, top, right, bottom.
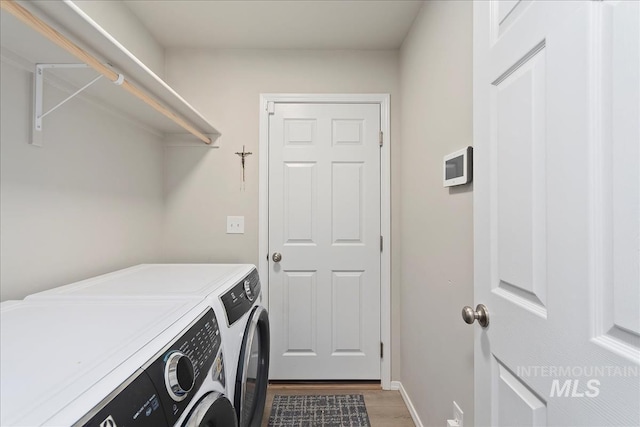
258, 93, 391, 389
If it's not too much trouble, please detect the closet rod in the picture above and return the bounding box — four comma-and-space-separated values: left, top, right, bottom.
0, 0, 212, 144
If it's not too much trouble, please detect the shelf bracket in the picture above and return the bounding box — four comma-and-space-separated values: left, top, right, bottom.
32, 63, 123, 147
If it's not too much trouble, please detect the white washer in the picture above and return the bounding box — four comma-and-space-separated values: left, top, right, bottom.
26, 263, 270, 427
1, 298, 237, 426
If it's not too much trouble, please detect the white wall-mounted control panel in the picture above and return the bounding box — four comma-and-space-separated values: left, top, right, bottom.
443, 146, 473, 187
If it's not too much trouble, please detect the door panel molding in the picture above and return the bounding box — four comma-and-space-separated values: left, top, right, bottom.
590, 0, 640, 363
258, 93, 391, 389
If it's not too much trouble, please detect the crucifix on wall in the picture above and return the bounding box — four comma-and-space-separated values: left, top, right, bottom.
235, 145, 253, 191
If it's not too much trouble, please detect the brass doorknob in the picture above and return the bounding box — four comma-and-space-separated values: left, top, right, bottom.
272, 252, 282, 263
462, 304, 489, 327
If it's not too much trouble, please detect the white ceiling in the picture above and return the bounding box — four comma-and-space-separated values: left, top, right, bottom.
124, 0, 423, 50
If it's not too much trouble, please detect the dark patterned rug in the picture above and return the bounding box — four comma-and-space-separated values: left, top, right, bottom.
267, 394, 371, 427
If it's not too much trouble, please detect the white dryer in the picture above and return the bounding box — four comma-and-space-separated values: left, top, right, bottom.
208, 267, 270, 427
26, 263, 270, 427
26, 264, 251, 303
0, 298, 237, 426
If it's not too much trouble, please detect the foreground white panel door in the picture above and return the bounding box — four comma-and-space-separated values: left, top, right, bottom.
268, 103, 381, 379
474, 1, 640, 425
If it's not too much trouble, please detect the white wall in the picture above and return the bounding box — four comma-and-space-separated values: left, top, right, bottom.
162, 48, 402, 379
73, 0, 165, 78
0, 60, 165, 301
399, 1, 475, 425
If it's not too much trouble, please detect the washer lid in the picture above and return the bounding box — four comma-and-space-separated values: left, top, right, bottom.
0, 299, 196, 426
26, 264, 254, 300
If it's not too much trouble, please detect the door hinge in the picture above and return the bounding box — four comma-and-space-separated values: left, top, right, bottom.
266, 101, 275, 115
380, 342, 384, 359
379, 131, 383, 147
380, 235, 383, 252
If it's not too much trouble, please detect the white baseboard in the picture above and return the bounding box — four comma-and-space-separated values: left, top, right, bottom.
390, 381, 424, 427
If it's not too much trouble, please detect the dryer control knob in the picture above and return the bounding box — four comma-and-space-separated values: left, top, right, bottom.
165, 351, 195, 401
244, 280, 254, 301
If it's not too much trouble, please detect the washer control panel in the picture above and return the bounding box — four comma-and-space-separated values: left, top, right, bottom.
220, 269, 261, 326
77, 309, 222, 427
80, 371, 167, 427
145, 309, 221, 426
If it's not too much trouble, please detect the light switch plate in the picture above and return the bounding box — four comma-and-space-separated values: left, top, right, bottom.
227, 216, 244, 234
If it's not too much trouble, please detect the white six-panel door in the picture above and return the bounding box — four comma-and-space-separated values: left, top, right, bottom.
268, 103, 381, 380
474, 1, 639, 425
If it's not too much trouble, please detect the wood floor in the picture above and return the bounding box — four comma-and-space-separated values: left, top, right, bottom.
261, 383, 415, 427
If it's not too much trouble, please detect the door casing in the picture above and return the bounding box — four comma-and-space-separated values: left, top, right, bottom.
258, 93, 391, 389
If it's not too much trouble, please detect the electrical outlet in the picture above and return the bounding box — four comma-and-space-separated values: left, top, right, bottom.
453, 401, 464, 426
227, 216, 244, 234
